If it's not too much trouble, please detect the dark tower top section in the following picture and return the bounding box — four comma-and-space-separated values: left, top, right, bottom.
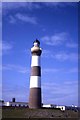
31, 39, 42, 56
34, 39, 40, 46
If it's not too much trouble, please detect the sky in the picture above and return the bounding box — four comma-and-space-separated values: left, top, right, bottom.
1, 2, 78, 106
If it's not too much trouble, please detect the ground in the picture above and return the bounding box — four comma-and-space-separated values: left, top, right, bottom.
1, 107, 79, 119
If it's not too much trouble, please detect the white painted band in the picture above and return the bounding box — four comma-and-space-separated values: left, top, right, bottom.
31, 56, 40, 67
30, 76, 41, 88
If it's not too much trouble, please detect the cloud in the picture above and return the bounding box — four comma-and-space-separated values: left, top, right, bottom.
7, 13, 38, 25
43, 2, 78, 8
2, 0, 27, 1
2, 64, 30, 74
0, 41, 13, 56
3, 84, 29, 102
0, 84, 2, 99
2, 2, 28, 11
67, 67, 78, 73
2, 2, 78, 17
0, 2, 2, 26
41, 32, 68, 46
42, 28, 46, 32
42, 67, 78, 75
2, 62, 78, 76
2, 2, 41, 14
0, 41, 2, 56
66, 43, 78, 48
15, 13, 37, 25
2, 42, 13, 50
41, 33, 78, 49
42, 80, 78, 105
42, 68, 60, 74
43, 2, 69, 9
2, 0, 79, 2
54, 53, 69, 61
9, 15, 16, 24
42, 49, 51, 58
54, 52, 78, 61
42, 49, 78, 62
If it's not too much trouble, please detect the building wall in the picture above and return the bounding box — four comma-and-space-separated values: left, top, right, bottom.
2, 102, 28, 107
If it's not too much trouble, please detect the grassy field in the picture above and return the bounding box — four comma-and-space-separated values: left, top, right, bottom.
0, 107, 2, 120
1, 107, 79, 119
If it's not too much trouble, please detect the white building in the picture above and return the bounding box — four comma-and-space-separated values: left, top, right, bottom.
3, 101, 28, 107
4, 102, 10, 106
56, 105, 66, 111
42, 104, 56, 108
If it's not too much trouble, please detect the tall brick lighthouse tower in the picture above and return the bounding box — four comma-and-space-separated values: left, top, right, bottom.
29, 39, 42, 108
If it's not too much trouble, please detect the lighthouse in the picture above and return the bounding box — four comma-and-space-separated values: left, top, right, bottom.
29, 39, 42, 108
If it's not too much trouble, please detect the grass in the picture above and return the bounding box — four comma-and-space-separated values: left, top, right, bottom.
1, 106, 79, 119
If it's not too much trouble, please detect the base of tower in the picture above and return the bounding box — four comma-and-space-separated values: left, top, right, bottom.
29, 88, 42, 109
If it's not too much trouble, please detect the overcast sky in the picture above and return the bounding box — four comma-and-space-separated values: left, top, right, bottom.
1, 2, 78, 106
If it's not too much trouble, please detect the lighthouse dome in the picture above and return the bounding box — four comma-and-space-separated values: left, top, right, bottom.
34, 39, 40, 47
